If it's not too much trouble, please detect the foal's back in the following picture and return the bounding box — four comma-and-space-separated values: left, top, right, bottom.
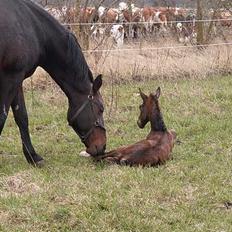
145, 130, 176, 165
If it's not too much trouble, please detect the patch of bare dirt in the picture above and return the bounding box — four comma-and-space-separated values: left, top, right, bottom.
0, 171, 42, 197
0, 211, 9, 224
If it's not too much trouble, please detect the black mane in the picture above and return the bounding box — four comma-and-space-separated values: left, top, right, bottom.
66, 32, 94, 90
67, 33, 93, 81
151, 103, 167, 132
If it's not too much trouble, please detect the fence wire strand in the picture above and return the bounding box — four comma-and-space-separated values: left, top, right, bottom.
82, 42, 232, 53
63, 18, 232, 26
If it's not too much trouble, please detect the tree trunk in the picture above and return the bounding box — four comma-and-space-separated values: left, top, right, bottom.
205, 9, 217, 43
196, 0, 204, 45
75, 0, 90, 50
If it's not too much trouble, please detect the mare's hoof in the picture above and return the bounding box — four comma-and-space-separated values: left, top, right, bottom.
35, 159, 45, 168
26, 153, 44, 167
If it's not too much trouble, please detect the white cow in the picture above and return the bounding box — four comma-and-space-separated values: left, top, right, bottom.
176, 22, 191, 44
91, 24, 124, 47
44, 6, 68, 22
119, 2, 128, 11
91, 24, 105, 42
110, 24, 124, 47
98, 6, 106, 18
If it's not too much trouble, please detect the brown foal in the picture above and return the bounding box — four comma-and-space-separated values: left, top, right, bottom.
98, 87, 176, 166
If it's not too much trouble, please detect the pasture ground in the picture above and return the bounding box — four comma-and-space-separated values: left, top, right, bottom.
0, 74, 232, 231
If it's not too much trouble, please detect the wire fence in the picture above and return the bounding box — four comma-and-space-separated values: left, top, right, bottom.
61, 17, 232, 53
63, 18, 232, 26
82, 42, 232, 53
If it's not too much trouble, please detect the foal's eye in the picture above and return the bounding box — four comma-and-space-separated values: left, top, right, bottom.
100, 106, 104, 113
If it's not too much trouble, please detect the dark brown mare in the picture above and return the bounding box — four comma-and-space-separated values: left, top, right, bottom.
98, 87, 176, 166
0, 0, 106, 166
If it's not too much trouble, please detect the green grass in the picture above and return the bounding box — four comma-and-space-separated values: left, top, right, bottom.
0, 75, 232, 232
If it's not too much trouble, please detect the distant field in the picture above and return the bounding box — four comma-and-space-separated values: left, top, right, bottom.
0, 75, 232, 231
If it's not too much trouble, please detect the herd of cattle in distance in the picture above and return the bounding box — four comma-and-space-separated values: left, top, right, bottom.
44, 2, 232, 47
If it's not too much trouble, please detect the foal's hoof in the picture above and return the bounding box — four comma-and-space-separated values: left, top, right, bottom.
120, 158, 129, 166
79, 150, 91, 157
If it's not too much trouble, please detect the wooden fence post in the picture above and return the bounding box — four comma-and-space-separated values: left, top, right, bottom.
196, 0, 204, 45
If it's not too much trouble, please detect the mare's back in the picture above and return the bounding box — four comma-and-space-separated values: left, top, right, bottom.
0, 0, 40, 34
0, 0, 62, 49
0, 1, 43, 56
0, 0, 65, 75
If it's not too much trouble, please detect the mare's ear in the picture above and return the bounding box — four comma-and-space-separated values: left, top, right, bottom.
139, 88, 148, 102
153, 87, 161, 99
93, 74, 103, 94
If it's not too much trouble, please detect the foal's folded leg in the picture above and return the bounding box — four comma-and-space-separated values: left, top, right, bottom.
95, 150, 124, 163
97, 151, 138, 166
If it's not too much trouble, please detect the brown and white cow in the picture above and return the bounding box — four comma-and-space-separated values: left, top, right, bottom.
98, 6, 119, 23
118, 2, 142, 39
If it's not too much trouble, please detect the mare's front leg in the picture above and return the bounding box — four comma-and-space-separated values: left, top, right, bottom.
0, 79, 16, 135
11, 86, 44, 167
0, 105, 8, 135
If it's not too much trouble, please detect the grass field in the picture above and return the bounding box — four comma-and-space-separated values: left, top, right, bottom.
0, 75, 232, 231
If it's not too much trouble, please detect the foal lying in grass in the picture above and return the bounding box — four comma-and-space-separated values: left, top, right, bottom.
97, 87, 176, 166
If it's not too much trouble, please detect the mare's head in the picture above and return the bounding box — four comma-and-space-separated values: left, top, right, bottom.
68, 75, 106, 156
137, 87, 161, 129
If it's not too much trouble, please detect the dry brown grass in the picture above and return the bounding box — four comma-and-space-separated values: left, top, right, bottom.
87, 39, 232, 81
27, 38, 232, 89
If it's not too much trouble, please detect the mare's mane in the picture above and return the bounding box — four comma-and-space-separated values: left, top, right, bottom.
67, 32, 94, 87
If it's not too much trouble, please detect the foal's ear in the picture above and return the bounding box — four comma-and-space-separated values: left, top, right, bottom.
139, 88, 148, 102
93, 74, 103, 94
154, 87, 161, 99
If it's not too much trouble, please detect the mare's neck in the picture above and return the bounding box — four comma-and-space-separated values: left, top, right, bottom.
39, 20, 92, 105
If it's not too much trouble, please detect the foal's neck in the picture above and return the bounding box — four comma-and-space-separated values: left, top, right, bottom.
150, 105, 167, 132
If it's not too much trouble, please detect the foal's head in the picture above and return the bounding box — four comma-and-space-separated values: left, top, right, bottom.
137, 87, 166, 131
